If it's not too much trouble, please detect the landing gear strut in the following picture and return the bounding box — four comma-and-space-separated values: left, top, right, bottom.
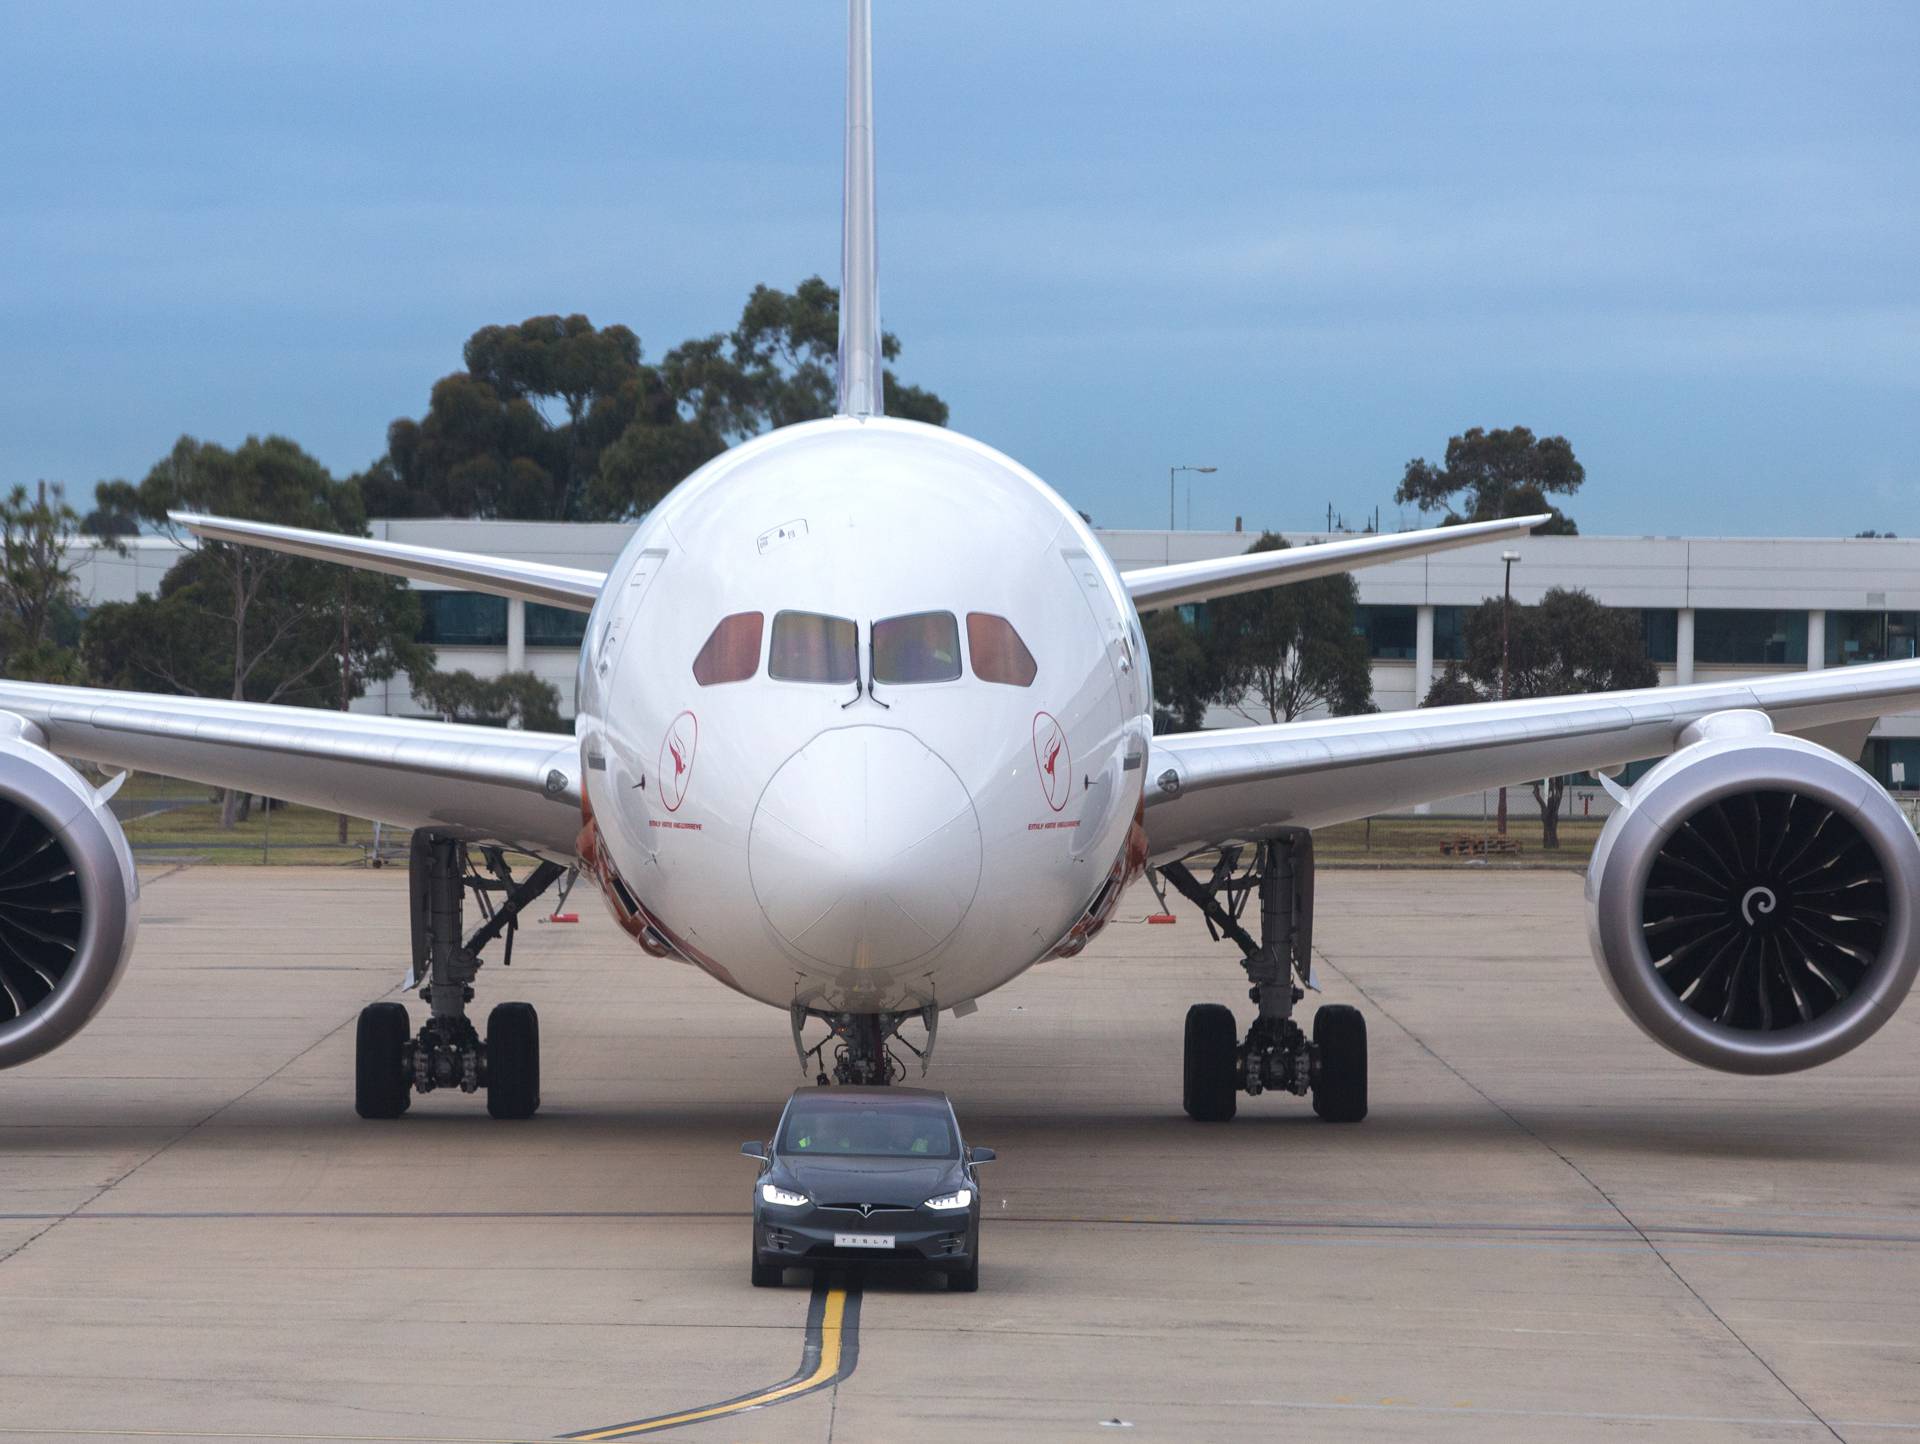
791, 1005, 939, 1085
1161, 831, 1367, 1123
354, 833, 565, 1120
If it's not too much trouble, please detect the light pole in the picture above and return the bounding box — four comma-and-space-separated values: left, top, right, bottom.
1496, 549, 1520, 835
1169, 465, 1216, 530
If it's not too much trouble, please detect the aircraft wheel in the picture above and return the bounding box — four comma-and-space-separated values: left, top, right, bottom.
355, 1002, 411, 1120
1182, 1003, 1239, 1122
486, 1002, 540, 1120
1311, 1004, 1368, 1122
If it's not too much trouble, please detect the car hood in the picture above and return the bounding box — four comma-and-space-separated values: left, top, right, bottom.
778, 1156, 961, 1208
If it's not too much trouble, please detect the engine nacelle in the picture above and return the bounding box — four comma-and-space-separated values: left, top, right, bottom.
0, 727, 140, 1068
1587, 716, 1920, 1074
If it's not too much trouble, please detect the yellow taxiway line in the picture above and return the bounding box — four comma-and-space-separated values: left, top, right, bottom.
566, 1279, 857, 1440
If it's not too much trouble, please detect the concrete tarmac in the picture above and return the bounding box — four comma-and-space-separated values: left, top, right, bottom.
3, 864, 1920, 1442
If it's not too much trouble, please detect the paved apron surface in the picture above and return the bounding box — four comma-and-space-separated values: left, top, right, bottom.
2, 866, 1919, 1442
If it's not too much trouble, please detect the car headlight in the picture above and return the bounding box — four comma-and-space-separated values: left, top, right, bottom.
924, 1187, 973, 1211
760, 1183, 808, 1208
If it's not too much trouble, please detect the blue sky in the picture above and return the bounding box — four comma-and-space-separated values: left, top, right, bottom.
3, 2, 1914, 536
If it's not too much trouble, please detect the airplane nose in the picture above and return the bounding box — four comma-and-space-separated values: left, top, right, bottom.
749, 726, 981, 971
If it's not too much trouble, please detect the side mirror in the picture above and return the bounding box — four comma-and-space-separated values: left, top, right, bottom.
968, 1146, 996, 1164
741, 1141, 769, 1161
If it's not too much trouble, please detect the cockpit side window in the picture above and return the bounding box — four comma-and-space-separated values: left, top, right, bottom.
872, 611, 962, 684
769, 610, 859, 684
691, 612, 763, 685
966, 613, 1037, 687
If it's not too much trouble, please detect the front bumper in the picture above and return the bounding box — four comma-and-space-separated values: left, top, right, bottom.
755, 1205, 977, 1268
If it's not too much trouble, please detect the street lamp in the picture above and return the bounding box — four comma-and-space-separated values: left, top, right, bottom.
1170, 465, 1216, 530
1497, 549, 1521, 835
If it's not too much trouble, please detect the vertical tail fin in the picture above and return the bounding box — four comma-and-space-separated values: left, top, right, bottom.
836, 0, 883, 418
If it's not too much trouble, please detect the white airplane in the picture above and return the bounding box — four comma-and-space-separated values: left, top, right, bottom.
4, 2, 1920, 1125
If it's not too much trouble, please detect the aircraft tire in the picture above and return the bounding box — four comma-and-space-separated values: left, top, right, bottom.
1182, 1003, 1239, 1122
486, 1002, 541, 1120
1311, 1004, 1368, 1122
355, 1002, 411, 1120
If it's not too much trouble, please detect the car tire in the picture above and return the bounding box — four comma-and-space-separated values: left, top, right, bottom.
487, 1002, 540, 1120
750, 1242, 783, 1288
354, 1002, 411, 1120
1183, 1003, 1238, 1122
949, 1248, 979, 1293
1311, 1004, 1368, 1123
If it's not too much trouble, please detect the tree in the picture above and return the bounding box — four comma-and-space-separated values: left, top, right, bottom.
1205, 533, 1375, 725
415, 669, 563, 731
1422, 587, 1656, 847
85, 436, 433, 825
0, 482, 88, 684
359, 279, 949, 524
1142, 608, 1220, 733
1396, 425, 1584, 534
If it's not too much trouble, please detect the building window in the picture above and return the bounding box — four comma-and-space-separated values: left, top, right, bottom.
417, 592, 508, 646
1432, 605, 1468, 662
1866, 738, 1920, 790
1353, 604, 1417, 660
1828, 611, 1919, 666
526, 603, 589, 648
1693, 609, 1807, 666
1639, 609, 1678, 664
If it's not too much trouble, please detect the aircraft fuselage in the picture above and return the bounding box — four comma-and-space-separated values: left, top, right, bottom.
575, 416, 1153, 1017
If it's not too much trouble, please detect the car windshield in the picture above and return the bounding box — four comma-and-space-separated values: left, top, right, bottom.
768, 610, 858, 684
778, 1100, 958, 1158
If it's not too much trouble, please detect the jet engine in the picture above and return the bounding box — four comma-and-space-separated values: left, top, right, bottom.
1587, 712, 1920, 1074
0, 725, 139, 1069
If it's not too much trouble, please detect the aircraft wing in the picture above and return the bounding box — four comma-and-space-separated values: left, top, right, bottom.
0, 681, 583, 858
1142, 659, 1920, 862
1120, 513, 1548, 611
171, 513, 606, 612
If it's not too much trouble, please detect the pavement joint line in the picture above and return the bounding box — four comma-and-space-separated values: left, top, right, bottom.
1313, 941, 1849, 1443
0, 950, 364, 1275
12, 1209, 1920, 1247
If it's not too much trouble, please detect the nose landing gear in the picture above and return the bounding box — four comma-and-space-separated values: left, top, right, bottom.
354, 833, 564, 1120
790, 1004, 940, 1085
1162, 831, 1368, 1123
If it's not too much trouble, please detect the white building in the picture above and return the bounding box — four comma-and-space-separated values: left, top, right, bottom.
67, 521, 1920, 801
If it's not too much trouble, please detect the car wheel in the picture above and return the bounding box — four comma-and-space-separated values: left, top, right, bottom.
949, 1241, 980, 1292
750, 1239, 783, 1288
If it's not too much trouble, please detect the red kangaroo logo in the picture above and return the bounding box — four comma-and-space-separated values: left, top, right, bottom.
668, 737, 687, 779
1032, 712, 1069, 812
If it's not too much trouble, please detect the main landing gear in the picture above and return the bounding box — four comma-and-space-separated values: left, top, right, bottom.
355, 833, 566, 1121
1159, 831, 1367, 1124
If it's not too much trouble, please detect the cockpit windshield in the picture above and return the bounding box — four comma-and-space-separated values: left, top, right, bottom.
769, 610, 858, 684
691, 612, 763, 685
966, 613, 1037, 687
872, 611, 961, 684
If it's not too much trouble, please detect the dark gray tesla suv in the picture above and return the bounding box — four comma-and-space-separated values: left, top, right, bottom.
742, 1087, 995, 1291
